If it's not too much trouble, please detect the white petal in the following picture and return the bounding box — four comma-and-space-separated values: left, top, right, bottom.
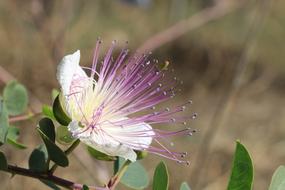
106, 122, 154, 150
56, 50, 88, 96
67, 121, 138, 162
83, 138, 138, 162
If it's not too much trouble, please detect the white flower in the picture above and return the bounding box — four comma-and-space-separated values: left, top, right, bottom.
56, 41, 195, 163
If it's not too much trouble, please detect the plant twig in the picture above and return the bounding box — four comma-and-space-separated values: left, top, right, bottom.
0, 65, 104, 186
190, 0, 273, 188
107, 159, 132, 190
136, 1, 245, 52
9, 112, 41, 123
5, 164, 101, 190
49, 139, 81, 174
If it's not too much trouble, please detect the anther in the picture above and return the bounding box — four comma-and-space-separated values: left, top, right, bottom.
192, 113, 198, 119
153, 112, 159, 115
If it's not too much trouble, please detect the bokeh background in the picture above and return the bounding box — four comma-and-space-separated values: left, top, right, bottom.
0, 0, 284, 189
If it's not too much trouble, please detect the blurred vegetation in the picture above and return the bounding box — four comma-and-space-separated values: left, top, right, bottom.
0, 0, 284, 190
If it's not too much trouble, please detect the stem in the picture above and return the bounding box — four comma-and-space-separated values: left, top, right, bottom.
9, 112, 40, 123
50, 139, 80, 174
5, 164, 101, 190
108, 159, 132, 190
65, 139, 81, 155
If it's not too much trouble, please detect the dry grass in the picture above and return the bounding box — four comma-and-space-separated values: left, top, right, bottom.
0, 0, 285, 189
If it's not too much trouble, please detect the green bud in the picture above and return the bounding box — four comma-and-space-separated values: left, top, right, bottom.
56, 125, 74, 145
53, 94, 71, 126
135, 150, 148, 160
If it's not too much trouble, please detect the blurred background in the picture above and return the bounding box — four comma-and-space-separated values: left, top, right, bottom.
0, 0, 284, 189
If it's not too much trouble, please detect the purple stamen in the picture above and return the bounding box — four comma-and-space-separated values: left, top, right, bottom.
66, 40, 196, 164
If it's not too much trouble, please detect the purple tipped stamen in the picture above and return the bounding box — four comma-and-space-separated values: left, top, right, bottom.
67, 40, 196, 164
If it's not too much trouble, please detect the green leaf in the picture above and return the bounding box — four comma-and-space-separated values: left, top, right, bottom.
29, 144, 60, 190
7, 126, 19, 139
227, 141, 253, 190
51, 89, 59, 101
29, 144, 48, 172
180, 182, 191, 190
42, 105, 56, 120
0, 151, 8, 171
7, 126, 27, 149
269, 166, 285, 190
118, 157, 149, 189
3, 81, 28, 116
37, 128, 69, 167
82, 185, 89, 190
39, 118, 56, 142
53, 95, 71, 126
0, 100, 9, 145
7, 138, 27, 149
56, 125, 75, 145
153, 161, 169, 190
87, 146, 116, 161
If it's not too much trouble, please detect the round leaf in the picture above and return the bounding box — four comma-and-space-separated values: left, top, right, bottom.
39, 118, 56, 142
3, 81, 28, 116
37, 128, 69, 167
7, 138, 27, 149
118, 157, 149, 189
7, 126, 20, 140
153, 161, 169, 190
269, 166, 285, 190
227, 141, 253, 190
0, 101, 9, 145
180, 182, 191, 190
6, 126, 27, 149
29, 144, 48, 172
0, 151, 8, 171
